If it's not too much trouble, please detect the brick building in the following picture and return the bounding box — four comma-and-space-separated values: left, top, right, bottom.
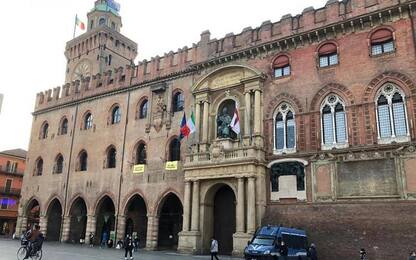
0, 149, 26, 237
17, 0, 416, 259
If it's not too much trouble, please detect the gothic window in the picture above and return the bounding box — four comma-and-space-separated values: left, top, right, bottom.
274, 103, 296, 153
138, 99, 148, 119
321, 95, 348, 149
172, 91, 184, 112
60, 118, 68, 135
318, 43, 338, 68
111, 106, 121, 124
376, 84, 409, 143
135, 143, 147, 164
54, 154, 64, 174
169, 138, 181, 161
40, 122, 49, 139
78, 151, 88, 172
370, 28, 394, 56
106, 146, 117, 168
84, 112, 93, 130
34, 157, 43, 176
273, 55, 291, 78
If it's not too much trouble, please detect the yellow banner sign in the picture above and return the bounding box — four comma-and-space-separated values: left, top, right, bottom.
165, 161, 178, 171
133, 164, 145, 173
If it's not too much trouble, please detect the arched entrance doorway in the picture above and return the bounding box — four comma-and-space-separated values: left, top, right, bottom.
157, 193, 183, 250
46, 199, 62, 241
124, 194, 147, 248
204, 184, 236, 255
69, 197, 87, 244
95, 196, 115, 246
26, 199, 40, 229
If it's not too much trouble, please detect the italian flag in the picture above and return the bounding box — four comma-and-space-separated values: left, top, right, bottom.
187, 111, 196, 134
76, 16, 85, 30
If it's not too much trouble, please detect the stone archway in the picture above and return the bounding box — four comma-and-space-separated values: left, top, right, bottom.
203, 184, 236, 255
157, 193, 183, 250
46, 199, 62, 241
95, 196, 115, 246
124, 194, 148, 248
69, 197, 87, 244
26, 199, 40, 229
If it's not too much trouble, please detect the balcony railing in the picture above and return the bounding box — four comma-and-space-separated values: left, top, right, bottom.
0, 166, 24, 176
185, 146, 263, 165
0, 187, 21, 196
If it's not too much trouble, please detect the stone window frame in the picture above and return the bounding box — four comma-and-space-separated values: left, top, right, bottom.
316, 41, 339, 69
133, 140, 147, 165
320, 94, 349, 150
273, 102, 296, 154
58, 116, 68, 135
82, 111, 93, 130
167, 137, 181, 162
368, 26, 396, 57
136, 97, 149, 120
54, 154, 64, 174
39, 121, 49, 140
105, 145, 117, 169
375, 83, 410, 144
271, 53, 291, 79
34, 157, 43, 176
109, 103, 122, 125
76, 150, 88, 172
172, 89, 185, 113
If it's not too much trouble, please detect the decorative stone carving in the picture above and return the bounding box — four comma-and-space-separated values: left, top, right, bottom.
152, 93, 167, 132
210, 142, 225, 162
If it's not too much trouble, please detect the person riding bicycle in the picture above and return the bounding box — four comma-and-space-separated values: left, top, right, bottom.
24, 224, 43, 259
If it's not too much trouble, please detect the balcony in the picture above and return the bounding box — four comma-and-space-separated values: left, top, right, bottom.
0, 166, 24, 177
0, 187, 21, 197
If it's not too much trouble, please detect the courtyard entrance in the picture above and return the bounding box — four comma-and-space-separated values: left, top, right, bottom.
26, 199, 40, 229
69, 197, 87, 243
157, 193, 183, 250
125, 194, 148, 248
95, 196, 115, 245
46, 199, 62, 241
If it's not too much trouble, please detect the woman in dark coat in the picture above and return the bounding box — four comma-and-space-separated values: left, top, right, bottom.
124, 234, 134, 260
307, 243, 318, 260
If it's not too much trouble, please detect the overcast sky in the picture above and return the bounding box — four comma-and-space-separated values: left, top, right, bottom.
0, 0, 326, 151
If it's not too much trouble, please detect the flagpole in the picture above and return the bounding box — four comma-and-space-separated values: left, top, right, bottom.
73, 14, 77, 39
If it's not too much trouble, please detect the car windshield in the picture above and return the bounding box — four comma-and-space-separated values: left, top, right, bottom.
252, 236, 274, 246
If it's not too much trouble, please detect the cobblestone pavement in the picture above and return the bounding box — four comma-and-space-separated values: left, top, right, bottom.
0, 238, 241, 260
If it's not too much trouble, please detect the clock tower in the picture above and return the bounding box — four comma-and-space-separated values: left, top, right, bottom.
64, 0, 137, 83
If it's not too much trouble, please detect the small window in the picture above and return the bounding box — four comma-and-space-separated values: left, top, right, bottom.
99, 18, 106, 26
111, 22, 116, 30
90, 20, 94, 30
111, 106, 121, 124
273, 55, 291, 78
370, 29, 394, 56
35, 158, 43, 176
84, 113, 93, 130
79, 151, 88, 171
54, 154, 64, 174
41, 122, 49, 139
107, 147, 117, 168
60, 118, 68, 135
5, 179, 12, 193
321, 95, 348, 149
318, 43, 338, 68
139, 99, 148, 119
136, 143, 147, 164
172, 92, 184, 112
108, 55, 112, 66
169, 138, 181, 161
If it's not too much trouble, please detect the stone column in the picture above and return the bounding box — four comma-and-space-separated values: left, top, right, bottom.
247, 177, 256, 233
15, 216, 27, 236
202, 101, 209, 143
85, 215, 96, 244
195, 102, 201, 141
182, 181, 192, 232
236, 178, 245, 233
61, 216, 71, 242
146, 215, 159, 250
39, 215, 47, 237
191, 181, 200, 232
254, 90, 261, 135
244, 91, 251, 136
116, 215, 126, 242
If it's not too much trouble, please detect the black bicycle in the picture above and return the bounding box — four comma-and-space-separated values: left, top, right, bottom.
17, 235, 43, 260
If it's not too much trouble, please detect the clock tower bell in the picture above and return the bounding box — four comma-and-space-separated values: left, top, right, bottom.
64, 0, 137, 83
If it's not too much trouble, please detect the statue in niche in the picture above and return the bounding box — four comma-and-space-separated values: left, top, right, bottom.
155, 94, 166, 113
217, 107, 232, 138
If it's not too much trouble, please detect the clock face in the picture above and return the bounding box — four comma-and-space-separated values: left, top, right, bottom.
72, 61, 91, 81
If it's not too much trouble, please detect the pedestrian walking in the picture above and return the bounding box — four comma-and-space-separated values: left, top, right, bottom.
408, 250, 416, 260
100, 231, 108, 248
279, 240, 288, 260
360, 248, 367, 260
124, 234, 134, 260
89, 232, 95, 247
210, 237, 219, 260
133, 235, 139, 252
307, 243, 318, 260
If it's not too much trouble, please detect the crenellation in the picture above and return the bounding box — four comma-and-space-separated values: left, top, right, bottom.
45, 89, 52, 102
326, 0, 341, 23
52, 87, 61, 101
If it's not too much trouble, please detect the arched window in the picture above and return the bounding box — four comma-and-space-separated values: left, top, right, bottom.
35, 158, 43, 176
107, 147, 117, 168
54, 154, 64, 174
78, 151, 88, 172
370, 28, 394, 56
84, 112, 93, 130
60, 118, 68, 135
111, 106, 121, 124
273, 55, 291, 78
169, 138, 181, 161
135, 143, 147, 164
138, 99, 148, 119
172, 91, 184, 112
274, 103, 296, 153
321, 95, 348, 149
99, 18, 106, 26
40, 122, 49, 139
318, 43, 338, 68
376, 83, 409, 143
